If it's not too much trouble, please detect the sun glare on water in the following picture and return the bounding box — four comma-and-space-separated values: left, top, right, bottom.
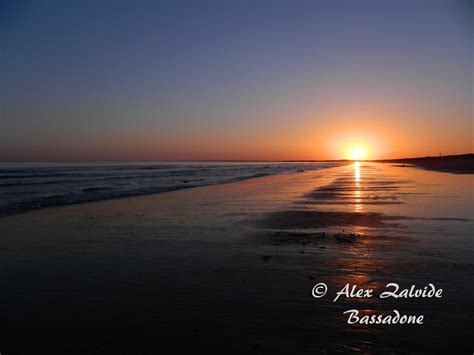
347, 146, 368, 161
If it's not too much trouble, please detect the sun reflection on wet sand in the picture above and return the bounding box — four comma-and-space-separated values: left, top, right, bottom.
354, 162, 363, 212
354, 161, 361, 182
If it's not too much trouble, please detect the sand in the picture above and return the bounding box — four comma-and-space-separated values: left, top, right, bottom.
2, 163, 473, 353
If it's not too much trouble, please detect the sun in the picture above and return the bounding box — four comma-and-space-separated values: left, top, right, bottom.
347, 146, 368, 161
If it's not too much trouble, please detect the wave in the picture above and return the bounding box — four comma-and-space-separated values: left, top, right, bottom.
0, 162, 340, 216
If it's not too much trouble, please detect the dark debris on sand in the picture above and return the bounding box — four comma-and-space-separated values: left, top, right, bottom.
333, 232, 362, 243
266, 230, 364, 246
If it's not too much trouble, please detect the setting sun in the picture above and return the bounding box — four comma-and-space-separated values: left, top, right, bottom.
347, 146, 368, 161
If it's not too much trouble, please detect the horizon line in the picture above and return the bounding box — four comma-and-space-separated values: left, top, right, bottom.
1, 153, 472, 164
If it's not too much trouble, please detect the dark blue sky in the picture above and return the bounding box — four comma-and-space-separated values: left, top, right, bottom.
1, 0, 472, 160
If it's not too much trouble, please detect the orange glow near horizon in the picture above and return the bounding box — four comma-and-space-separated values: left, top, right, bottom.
7, 122, 471, 161
325, 129, 382, 161
347, 145, 369, 161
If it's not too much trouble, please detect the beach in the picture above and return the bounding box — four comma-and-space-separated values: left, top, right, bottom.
2, 163, 473, 354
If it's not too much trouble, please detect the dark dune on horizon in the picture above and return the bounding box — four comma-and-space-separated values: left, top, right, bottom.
282, 154, 474, 174
373, 153, 474, 174
337, 154, 473, 173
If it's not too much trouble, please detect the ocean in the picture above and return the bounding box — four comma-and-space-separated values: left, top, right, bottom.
0, 161, 338, 215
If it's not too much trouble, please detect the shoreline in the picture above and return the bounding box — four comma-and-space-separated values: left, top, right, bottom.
0, 163, 346, 217
3, 154, 472, 219
0, 166, 327, 221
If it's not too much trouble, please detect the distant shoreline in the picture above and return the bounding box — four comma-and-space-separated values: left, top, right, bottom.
283, 154, 474, 174
1, 153, 473, 174
372, 154, 474, 174
2, 153, 472, 164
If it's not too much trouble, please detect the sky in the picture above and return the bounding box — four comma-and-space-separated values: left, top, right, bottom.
1, 0, 472, 161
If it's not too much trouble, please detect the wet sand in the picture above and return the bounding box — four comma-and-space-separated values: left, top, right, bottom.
2, 163, 473, 354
